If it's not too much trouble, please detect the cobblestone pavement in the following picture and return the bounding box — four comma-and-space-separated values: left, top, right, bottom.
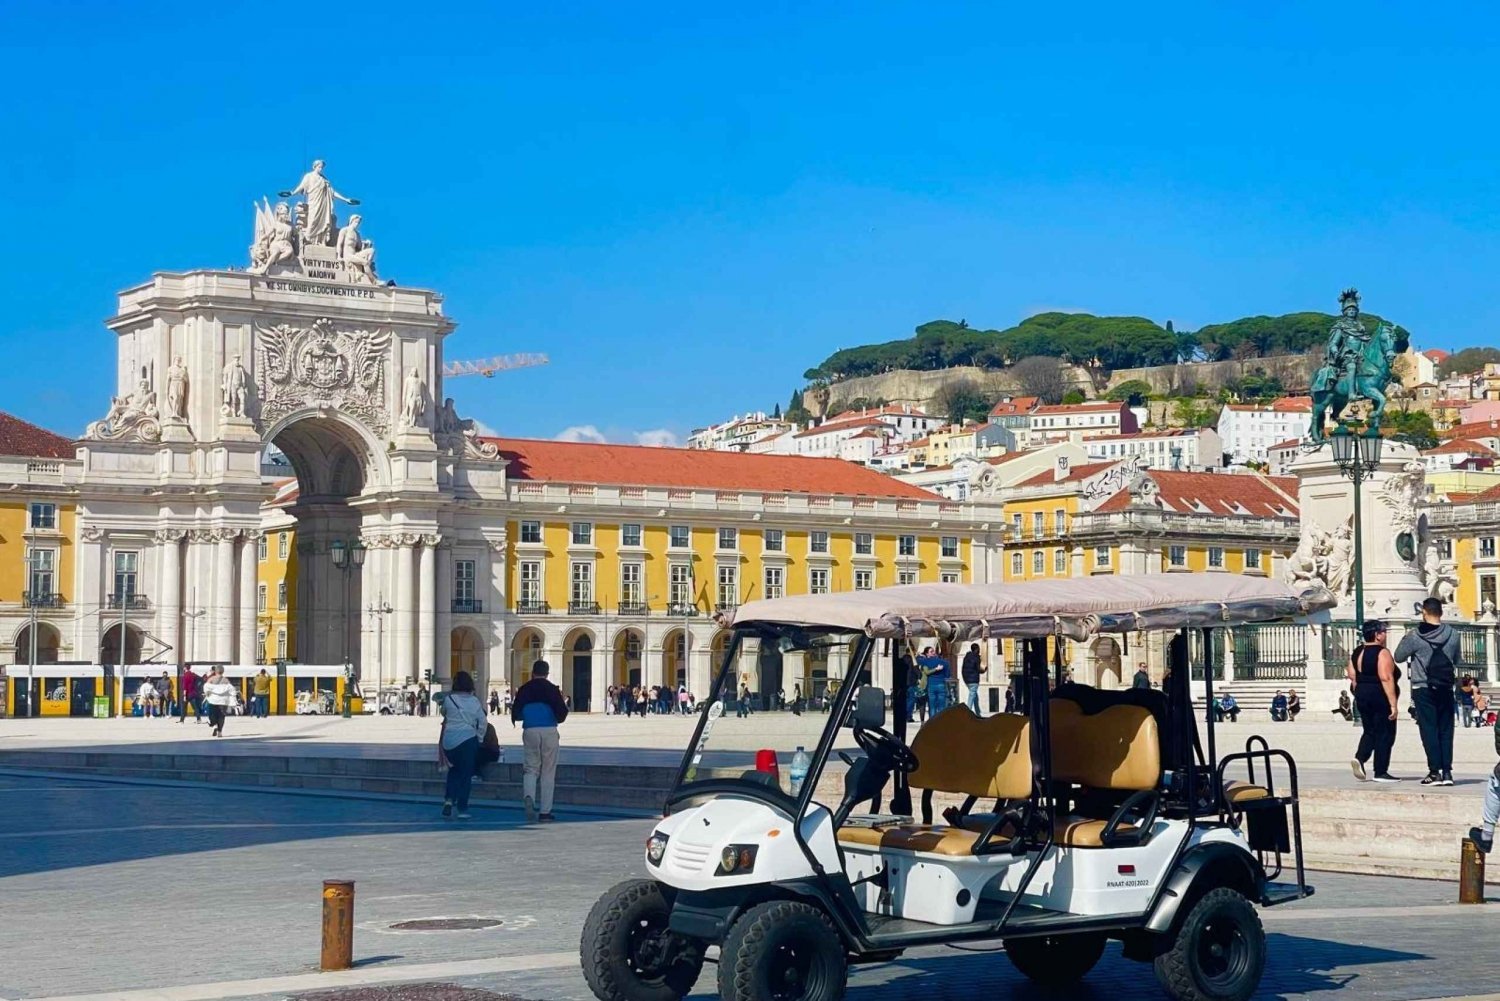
2, 775, 1499, 1001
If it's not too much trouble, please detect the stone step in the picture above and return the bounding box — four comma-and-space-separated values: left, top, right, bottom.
1303, 851, 1499, 885
1298, 787, 1485, 825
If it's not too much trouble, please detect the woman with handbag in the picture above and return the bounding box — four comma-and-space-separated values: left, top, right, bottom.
202, 669, 236, 738
439, 671, 487, 819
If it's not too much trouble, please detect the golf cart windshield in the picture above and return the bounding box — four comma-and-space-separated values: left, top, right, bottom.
671, 625, 870, 809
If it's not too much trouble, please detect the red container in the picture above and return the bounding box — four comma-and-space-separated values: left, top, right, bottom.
755, 748, 780, 782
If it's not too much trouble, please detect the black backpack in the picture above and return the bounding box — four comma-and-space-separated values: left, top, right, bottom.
1424, 636, 1456, 688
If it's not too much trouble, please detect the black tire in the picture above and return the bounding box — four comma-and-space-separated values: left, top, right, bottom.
1004, 931, 1106, 987
580, 879, 705, 1001
1153, 887, 1266, 1001
718, 900, 848, 1001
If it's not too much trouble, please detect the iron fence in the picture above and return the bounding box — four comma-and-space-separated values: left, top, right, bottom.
1231, 624, 1308, 681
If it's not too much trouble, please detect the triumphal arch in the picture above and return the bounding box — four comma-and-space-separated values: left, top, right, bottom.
71, 161, 506, 690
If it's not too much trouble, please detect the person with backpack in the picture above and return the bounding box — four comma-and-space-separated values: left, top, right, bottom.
1396, 597, 1463, 786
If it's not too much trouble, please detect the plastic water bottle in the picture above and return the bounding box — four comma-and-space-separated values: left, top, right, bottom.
789, 746, 811, 796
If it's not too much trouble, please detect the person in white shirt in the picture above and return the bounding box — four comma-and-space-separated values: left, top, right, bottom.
135, 680, 157, 718
202, 670, 237, 738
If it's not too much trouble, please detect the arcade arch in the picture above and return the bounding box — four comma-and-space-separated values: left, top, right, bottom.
661, 628, 688, 690
100, 623, 144, 666
613, 628, 644, 688
510, 627, 544, 692
12, 622, 61, 665
563, 627, 594, 712
450, 625, 482, 678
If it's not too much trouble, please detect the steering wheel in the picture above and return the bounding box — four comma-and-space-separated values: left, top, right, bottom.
852, 725, 919, 774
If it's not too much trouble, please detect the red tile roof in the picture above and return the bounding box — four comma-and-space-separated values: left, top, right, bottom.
1031, 401, 1123, 416
1424, 349, 1451, 362
1269, 438, 1304, 451
793, 417, 887, 439
0, 410, 73, 459
1094, 470, 1300, 518
1015, 460, 1120, 489
989, 396, 1040, 417
485, 437, 942, 499
1425, 438, 1498, 457
1440, 419, 1500, 440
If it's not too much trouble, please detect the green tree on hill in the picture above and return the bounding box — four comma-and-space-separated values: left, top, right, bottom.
1107, 379, 1154, 406
1438, 346, 1500, 378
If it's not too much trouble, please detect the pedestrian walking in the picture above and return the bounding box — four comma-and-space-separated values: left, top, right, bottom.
918, 646, 951, 715
135, 678, 156, 717
1468, 719, 1500, 855
203, 669, 236, 738
179, 666, 201, 723
417, 684, 430, 718
1460, 676, 1479, 728
737, 681, 751, 719
437, 670, 486, 819
1132, 662, 1151, 690
961, 643, 984, 716
1348, 619, 1401, 783
252, 668, 272, 719
512, 659, 568, 823
1396, 597, 1462, 786
159, 671, 174, 717
489, 689, 501, 715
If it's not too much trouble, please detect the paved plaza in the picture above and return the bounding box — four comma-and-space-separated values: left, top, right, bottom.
1, 771, 1499, 1001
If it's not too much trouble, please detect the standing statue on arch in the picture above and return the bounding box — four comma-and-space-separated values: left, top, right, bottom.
1307, 287, 1406, 443
279, 159, 360, 247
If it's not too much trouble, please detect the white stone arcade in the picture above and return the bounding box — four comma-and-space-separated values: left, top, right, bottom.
71, 168, 506, 692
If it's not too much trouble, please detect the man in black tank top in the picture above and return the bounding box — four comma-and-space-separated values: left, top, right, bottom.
1347, 619, 1400, 783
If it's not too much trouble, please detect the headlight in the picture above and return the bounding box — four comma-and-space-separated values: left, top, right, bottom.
646, 833, 669, 865
716, 844, 759, 876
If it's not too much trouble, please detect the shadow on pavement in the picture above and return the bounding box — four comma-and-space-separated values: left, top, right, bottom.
0, 774, 647, 879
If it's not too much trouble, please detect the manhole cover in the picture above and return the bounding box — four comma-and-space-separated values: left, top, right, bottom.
388, 917, 505, 932
292, 986, 531, 1000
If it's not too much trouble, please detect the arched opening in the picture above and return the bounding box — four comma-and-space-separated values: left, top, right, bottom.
564, 628, 594, 712
451, 625, 482, 681
710, 630, 735, 690
259, 412, 378, 678
662, 628, 688, 691
100, 623, 144, 666
804, 644, 829, 707
1092, 637, 1122, 690
509, 627, 544, 695
613, 629, 644, 688
13, 622, 61, 665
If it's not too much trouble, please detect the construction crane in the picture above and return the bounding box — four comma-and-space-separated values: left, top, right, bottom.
442, 353, 550, 379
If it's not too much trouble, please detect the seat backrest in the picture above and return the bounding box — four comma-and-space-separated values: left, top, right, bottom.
1049, 697, 1161, 791
909, 706, 1032, 800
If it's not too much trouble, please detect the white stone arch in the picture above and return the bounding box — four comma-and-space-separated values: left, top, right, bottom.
562, 626, 596, 713
11, 621, 62, 664
611, 627, 646, 688
261, 407, 394, 496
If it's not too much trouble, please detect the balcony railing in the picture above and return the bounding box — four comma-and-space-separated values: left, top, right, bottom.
715, 602, 738, 615
617, 602, 648, 617
451, 598, 485, 614
568, 601, 601, 615
21, 592, 63, 609
107, 593, 149, 611
667, 603, 701, 617
515, 599, 550, 615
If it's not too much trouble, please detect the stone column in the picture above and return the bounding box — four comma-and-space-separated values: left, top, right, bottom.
76, 528, 105, 665
215, 530, 236, 663
155, 530, 183, 668
418, 535, 437, 684
395, 538, 416, 685
238, 533, 258, 665
434, 541, 452, 684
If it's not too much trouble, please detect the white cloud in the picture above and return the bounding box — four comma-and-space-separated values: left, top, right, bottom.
555, 424, 609, 444
552, 425, 681, 447
470, 419, 499, 437
634, 428, 679, 448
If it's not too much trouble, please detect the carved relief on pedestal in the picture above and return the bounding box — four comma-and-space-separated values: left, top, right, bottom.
1377, 460, 1426, 565
257, 317, 392, 437
1285, 517, 1354, 598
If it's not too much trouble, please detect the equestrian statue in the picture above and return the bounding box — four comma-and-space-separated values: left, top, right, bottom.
1307, 287, 1406, 444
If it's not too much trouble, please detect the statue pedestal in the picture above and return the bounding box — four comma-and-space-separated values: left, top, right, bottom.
220, 415, 259, 441
161, 419, 194, 443
392, 428, 435, 452
1291, 440, 1429, 709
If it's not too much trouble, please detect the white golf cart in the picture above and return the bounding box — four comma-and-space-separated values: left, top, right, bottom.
581, 576, 1335, 1001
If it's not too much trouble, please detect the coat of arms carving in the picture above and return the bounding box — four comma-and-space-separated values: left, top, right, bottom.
256, 317, 392, 435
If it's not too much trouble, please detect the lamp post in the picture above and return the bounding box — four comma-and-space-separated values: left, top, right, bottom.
24, 549, 43, 718
1330, 422, 1384, 630
329, 538, 366, 717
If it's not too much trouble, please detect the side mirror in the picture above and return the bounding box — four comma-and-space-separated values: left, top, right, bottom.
852, 686, 886, 731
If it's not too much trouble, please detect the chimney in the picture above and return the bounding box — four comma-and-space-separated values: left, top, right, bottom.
1055, 455, 1071, 482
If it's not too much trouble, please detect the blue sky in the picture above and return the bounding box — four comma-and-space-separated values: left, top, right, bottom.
2, 3, 1499, 445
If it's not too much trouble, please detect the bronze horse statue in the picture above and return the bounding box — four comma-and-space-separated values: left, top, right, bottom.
1308, 321, 1402, 443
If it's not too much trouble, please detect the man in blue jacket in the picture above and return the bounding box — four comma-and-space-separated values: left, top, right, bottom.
511, 660, 569, 823
918, 647, 951, 715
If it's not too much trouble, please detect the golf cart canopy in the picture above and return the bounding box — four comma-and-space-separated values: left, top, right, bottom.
729, 576, 1337, 642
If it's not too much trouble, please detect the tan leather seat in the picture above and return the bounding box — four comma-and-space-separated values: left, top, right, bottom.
1045, 697, 1162, 847
1223, 780, 1271, 805
837, 823, 989, 857
958, 811, 1138, 847
837, 706, 1031, 856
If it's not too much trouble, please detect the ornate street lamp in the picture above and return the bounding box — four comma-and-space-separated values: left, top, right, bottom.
1329, 423, 1384, 628
330, 538, 366, 717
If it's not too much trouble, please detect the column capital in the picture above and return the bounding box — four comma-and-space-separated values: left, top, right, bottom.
153, 528, 187, 544
80, 525, 106, 543
420, 532, 442, 548
187, 528, 217, 544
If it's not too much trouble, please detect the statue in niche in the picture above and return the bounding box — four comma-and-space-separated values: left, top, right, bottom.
336, 215, 378, 285
401, 367, 427, 428
165, 357, 189, 420
249, 200, 298, 274
222, 355, 249, 418
279, 159, 360, 247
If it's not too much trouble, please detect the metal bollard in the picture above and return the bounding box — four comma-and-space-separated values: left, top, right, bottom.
1460, 838, 1486, 904
321, 879, 356, 970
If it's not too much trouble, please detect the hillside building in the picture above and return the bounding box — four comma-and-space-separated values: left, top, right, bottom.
1216, 397, 1313, 467
1025, 401, 1138, 448
1082, 427, 1222, 470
